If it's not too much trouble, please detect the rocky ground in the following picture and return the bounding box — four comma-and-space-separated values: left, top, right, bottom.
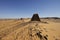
0, 18, 60, 40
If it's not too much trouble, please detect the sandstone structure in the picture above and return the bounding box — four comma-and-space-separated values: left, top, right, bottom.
31, 14, 41, 21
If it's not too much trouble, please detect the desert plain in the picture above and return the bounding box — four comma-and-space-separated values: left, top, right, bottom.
0, 18, 60, 40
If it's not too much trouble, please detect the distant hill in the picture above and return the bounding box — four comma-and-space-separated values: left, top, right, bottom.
41, 17, 60, 19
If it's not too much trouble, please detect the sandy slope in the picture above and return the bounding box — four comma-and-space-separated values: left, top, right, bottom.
0, 19, 60, 40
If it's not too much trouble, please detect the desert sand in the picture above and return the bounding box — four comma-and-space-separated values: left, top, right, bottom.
0, 18, 60, 40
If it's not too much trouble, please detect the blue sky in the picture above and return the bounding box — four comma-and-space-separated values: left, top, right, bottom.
0, 0, 60, 18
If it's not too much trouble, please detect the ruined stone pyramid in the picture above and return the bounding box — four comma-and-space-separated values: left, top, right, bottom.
31, 13, 41, 21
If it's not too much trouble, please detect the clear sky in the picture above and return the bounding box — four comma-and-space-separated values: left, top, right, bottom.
0, 0, 60, 18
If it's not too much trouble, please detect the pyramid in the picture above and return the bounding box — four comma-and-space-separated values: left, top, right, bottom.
31, 13, 41, 21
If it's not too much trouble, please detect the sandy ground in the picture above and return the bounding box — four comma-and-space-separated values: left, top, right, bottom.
0, 18, 60, 40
